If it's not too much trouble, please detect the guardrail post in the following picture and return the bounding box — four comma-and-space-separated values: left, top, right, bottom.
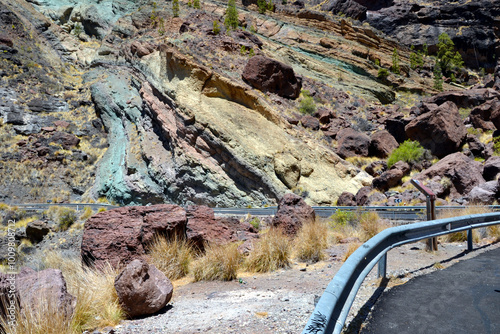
467, 229, 473, 251
411, 179, 438, 251
377, 253, 387, 278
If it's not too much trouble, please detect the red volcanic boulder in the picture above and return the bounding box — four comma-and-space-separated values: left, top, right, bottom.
467, 181, 499, 205
370, 130, 398, 158
426, 88, 500, 109
186, 206, 258, 250
81, 205, 187, 268
415, 152, 485, 198
242, 55, 302, 99
50, 131, 80, 149
372, 161, 409, 191
114, 259, 173, 318
336, 128, 371, 158
130, 41, 156, 57
336, 192, 356, 206
470, 99, 499, 131
271, 193, 315, 236
16, 267, 75, 318
25, 220, 50, 243
405, 101, 466, 158
483, 156, 500, 181
355, 186, 373, 206
301, 115, 320, 130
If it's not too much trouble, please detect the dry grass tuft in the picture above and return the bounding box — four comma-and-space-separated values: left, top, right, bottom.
294, 220, 329, 263
42, 251, 124, 331
329, 210, 389, 243
0, 296, 73, 334
359, 212, 389, 242
343, 242, 362, 262
147, 235, 193, 280
487, 224, 500, 241
245, 228, 292, 273
192, 242, 241, 281
437, 206, 493, 243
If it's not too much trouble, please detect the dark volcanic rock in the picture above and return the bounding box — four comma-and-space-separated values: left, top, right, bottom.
385, 117, 410, 143
271, 193, 315, 236
17, 267, 76, 318
483, 156, 500, 181
114, 259, 173, 318
336, 128, 370, 158
415, 152, 484, 198
242, 55, 302, 99
366, 1, 500, 70
405, 101, 466, 158
50, 131, 80, 149
336, 191, 356, 206
300, 115, 320, 130
28, 97, 68, 113
321, 0, 367, 20
25, 220, 50, 243
427, 89, 500, 109
355, 186, 373, 206
185, 206, 258, 250
81, 205, 187, 268
370, 130, 398, 158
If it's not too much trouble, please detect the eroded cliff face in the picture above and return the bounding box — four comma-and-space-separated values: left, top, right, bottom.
1, 0, 495, 206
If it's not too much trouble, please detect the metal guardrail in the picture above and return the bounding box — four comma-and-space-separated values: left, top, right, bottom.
301, 212, 500, 334
9, 203, 119, 211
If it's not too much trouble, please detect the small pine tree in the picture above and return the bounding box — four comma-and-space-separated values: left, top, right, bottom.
193, 0, 201, 9
391, 48, 400, 75
213, 20, 221, 35
258, 0, 267, 14
240, 45, 247, 55
249, 48, 255, 57
225, 0, 239, 30
172, 0, 180, 17
433, 62, 443, 91
188, 0, 192, 7
437, 32, 463, 75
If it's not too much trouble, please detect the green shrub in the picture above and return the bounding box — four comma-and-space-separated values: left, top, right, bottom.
299, 90, 316, 114
387, 140, 425, 168
224, 0, 239, 30
433, 62, 443, 91
377, 68, 389, 80
240, 45, 247, 55
248, 48, 255, 57
257, 0, 267, 14
193, 0, 201, 9
493, 136, 500, 156
330, 210, 357, 226
391, 48, 400, 74
59, 208, 77, 231
172, 0, 179, 17
213, 20, 221, 35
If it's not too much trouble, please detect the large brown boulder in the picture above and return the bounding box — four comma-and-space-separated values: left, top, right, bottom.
370, 130, 398, 158
25, 220, 50, 243
355, 186, 373, 206
336, 128, 371, 158
242, 55, 302, 99
405, 101, 466, 158
114, 259, 173, 318
271, 193, 315, 236
186, 206, 258, 250
470, 99, 499, 131
16, 267, 75, 318
415, 152, 485, 198
81, 205, 187, 268
336, 192, 356, 206
321, 0, 367, 21
483, 156, 500, 181
467, 181, 499, 205
426, 89, 500, 109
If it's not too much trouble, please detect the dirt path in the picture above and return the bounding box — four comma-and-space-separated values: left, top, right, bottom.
113, 240, 500, 334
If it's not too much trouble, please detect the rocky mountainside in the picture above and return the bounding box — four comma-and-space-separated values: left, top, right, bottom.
0, 0, 498, 207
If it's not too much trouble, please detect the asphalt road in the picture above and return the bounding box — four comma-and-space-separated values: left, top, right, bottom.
361, 247, 500, 334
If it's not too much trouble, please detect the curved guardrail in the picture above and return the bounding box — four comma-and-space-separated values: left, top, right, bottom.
301, 212, 500, 334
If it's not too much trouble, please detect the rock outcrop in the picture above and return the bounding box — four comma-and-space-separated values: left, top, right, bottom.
114, 259, 173, 318
271, 193, 315, 236
242, 55, 302, 99
81, 205, 187, 268
405, 101, 466, 158
415, 153, 485, 198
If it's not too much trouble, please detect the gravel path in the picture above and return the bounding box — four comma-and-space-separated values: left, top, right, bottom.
112, 240, 500, 334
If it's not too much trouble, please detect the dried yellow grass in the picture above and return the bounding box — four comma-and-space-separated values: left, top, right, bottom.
42, 251, 124, 331
192, 242, 241, 281
437, 206, 492, 243
147, 235, 193, 280
343, 242, 362, 262
245, 228, 291, 273
294, 220, 328, 263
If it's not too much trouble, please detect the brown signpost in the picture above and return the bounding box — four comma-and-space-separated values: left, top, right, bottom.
411, 179, 438, 251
